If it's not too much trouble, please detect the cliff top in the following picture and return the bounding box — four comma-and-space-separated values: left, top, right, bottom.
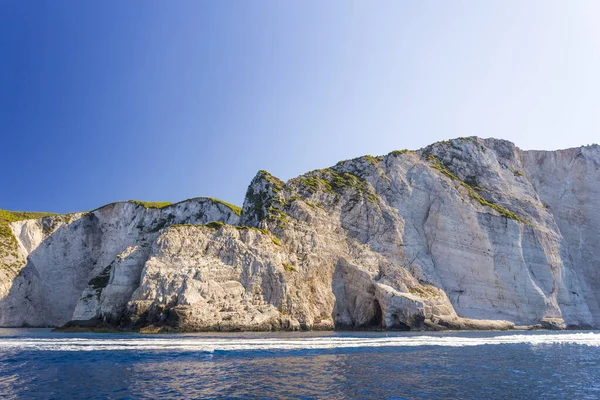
3, 137, 598, 221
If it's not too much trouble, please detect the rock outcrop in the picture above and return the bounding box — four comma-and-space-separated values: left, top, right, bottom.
1, 137, 599, 331
0, 199, 239, 327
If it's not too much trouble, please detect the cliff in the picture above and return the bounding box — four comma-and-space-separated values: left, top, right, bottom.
1, 137, 599, 331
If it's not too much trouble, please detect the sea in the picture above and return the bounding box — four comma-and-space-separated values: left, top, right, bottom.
0, 329, 599, 399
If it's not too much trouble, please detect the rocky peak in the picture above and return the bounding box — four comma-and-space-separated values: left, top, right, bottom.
240, 170, 286, 228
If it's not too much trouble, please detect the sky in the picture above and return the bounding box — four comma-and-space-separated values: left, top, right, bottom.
1, 1, 599, 214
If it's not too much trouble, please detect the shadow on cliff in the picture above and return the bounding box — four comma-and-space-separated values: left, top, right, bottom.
0, 213, 103, 327
331, 259, 411, 331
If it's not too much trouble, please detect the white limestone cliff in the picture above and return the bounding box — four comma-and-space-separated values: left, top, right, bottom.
0, 137, 598, 331
0, 199, 240, 327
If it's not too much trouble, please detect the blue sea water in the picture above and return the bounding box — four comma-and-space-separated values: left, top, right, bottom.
0, 329, 599, 399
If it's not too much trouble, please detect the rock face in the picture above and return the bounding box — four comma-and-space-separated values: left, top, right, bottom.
1, 137, 599, 331
0, 199, 239, 327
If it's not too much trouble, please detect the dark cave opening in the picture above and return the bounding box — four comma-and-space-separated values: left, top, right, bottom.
367, 299, 383, 328
389, 313, 410, 331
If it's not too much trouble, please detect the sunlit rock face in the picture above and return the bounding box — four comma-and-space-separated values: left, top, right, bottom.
0, 199, 240, 327
1, 137, 599, 331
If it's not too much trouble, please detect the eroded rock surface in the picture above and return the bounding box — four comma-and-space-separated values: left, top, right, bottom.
0, 199, 239, 327
1, 137, 598, 331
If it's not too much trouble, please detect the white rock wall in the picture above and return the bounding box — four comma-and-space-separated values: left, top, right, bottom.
0, 199, 239, 327
1, 138, 599, 331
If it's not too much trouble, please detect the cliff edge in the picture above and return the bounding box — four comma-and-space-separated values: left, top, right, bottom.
1, 137, 599, 331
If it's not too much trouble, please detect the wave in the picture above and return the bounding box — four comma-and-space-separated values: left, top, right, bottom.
1, 333, 600, 352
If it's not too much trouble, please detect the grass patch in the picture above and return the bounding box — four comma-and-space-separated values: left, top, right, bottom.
266, 206, 290, 230
234, 225, 269, 235
129, 200, 172, 209
204, 221, 225, 229
258, 170, 286, 192
207, 198, 242, 216
424, 155, 529, 225
508, 168, 524, 177
170, 223, 195, 228
426, 154, 461, 181
365, 154, 383, 167
468, 191, 528, 224
388, 149, 414, 157
243, 171, 286, 224
303, 201, 325, 210
290, 169, 380, 204
0, 209, 57, 269
282, 262, 297, 272
0, 210, 57, 235
103, 197, 241, 216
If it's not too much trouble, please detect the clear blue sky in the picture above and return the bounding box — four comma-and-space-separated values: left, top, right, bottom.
1, 1, 599, 214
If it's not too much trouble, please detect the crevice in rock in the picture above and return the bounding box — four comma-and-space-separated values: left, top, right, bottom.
368, 299, 383, 328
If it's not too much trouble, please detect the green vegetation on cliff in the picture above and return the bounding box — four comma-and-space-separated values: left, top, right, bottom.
0, 209, 57, 269
242, 170, 287, 225
290, 168, 379, 204
129, 200, 173, 209
207, 198, 242, 216
204, 221, 225, 229
100, 197, 242, 217
0, 210, 57, 230
282, 261, 297, 272
258, 170, 285, 192
233, 225, 269, 235
424, 155, 529, 224
388, 149, 415, 157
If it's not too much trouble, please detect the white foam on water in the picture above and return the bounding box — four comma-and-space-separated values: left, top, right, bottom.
1, 333, 600, 352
